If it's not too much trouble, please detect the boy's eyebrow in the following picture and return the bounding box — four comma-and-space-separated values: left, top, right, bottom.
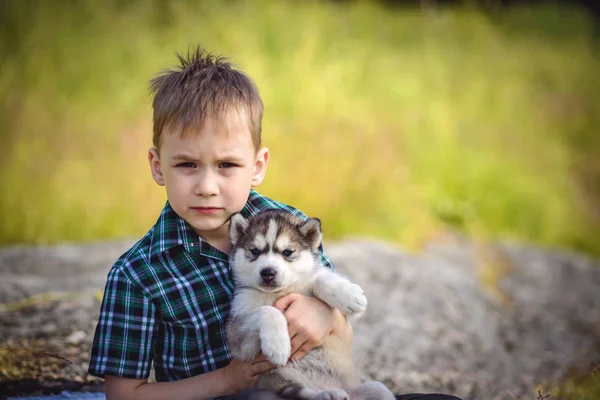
170, 153, 246, 163
170, 154, 197, 160
217, 155, 246, 163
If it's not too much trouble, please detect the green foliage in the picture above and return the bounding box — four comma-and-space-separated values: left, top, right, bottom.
1, 0, 599, 256
546, 363, 600, 400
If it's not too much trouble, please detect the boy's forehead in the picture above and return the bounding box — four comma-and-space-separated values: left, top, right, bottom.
203, 107, 252, 135
161, 107, 255, 149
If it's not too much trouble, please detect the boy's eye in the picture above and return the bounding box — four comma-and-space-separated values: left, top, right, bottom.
249, 248, 261, 256
282, 249, 294, 257
176, 162, 196, 168
219, 162, 237, 169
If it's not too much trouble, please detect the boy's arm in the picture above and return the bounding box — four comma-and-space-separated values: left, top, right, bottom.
273, 293, 353, 361
105, 356, 274, 400
331, 306, 353, 344
89, 266, 157, 381
105, 371, 231, 400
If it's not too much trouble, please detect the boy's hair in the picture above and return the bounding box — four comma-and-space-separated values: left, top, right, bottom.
149, 46, 263, 150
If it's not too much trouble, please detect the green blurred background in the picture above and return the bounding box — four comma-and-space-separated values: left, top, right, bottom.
1, 0, 599, 257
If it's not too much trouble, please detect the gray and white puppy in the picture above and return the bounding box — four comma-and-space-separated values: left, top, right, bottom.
226, 210, 395, 400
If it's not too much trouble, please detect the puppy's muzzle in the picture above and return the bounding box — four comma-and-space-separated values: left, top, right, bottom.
260, 267, 277, 285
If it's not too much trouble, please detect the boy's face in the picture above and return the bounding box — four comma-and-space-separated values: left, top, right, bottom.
148, 110, 269, 245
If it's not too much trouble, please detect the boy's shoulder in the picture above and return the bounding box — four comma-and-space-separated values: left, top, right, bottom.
109, 201, 198, 282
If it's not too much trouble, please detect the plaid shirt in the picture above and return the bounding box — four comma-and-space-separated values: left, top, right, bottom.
88, 190, 335, 397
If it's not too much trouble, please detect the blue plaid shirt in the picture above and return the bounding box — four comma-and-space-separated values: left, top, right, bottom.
88, 190, 335, 397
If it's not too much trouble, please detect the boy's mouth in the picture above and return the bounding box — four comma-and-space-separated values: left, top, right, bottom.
191, 207, 222, 215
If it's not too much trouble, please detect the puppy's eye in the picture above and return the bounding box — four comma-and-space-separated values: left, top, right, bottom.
282, 249, 294, 257
249, 248, 261, 256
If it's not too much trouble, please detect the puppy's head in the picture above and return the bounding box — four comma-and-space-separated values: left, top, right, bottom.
229, 210, 323, 292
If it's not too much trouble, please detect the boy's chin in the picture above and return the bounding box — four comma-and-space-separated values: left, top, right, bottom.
189, 218, 231, 236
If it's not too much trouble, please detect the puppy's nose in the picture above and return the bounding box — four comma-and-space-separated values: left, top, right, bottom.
260, 267, 276, 283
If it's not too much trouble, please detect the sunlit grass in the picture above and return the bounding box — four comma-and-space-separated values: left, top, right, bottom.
544, 364, 600, 400
1, 0, 599, 257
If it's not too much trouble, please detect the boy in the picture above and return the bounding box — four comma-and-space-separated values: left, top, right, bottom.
88, 48, 351, 400
89, 47, 461, 400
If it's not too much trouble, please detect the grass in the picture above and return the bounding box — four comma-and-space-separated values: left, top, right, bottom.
544, 363, 600, 400
0, 0, 599, 259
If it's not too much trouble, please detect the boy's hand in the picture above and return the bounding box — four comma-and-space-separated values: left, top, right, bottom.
273, 293, 342, 362
221, 354, 274, 393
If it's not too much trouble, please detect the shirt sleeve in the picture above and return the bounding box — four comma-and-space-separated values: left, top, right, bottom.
88, 262, 157, 379
318, 244, 336, 272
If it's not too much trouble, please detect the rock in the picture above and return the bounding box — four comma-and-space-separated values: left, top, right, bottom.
0, 240, 135, 303
65, 330, 87, 345
1, 237, 599, 400
39, 322, 59, 335
327, 238, 600, 399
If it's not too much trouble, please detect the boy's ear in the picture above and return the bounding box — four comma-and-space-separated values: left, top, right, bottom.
229, 213, 249, 246
251, 147, 270, 187
148, 147, 165, 186
299, 218, 323, 251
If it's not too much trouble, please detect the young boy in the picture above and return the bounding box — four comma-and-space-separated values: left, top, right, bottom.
88, 48, 350, 400
89, 47, 461, 400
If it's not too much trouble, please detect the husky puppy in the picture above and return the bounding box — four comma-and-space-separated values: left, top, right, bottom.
226, 210, 395, 400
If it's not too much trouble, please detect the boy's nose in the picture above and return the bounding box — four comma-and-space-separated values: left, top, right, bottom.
194, 172, 219, 196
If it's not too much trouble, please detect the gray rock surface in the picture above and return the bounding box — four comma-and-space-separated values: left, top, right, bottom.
0, 240, 133, 304
329, 238, 600, 399
1, 238, 599, 399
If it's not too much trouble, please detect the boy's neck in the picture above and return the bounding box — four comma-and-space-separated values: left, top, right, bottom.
205, 237, 232, 255
191, 220, 233, 255
197, 227, 232, 255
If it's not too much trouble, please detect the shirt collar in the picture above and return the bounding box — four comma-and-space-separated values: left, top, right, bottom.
149, 201, 198, 261
240, 189, 264, 218
149, 191, 265, 262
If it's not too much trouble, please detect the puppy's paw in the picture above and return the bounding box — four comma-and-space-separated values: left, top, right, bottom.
315, 388, 350, 400
260, 330, 291, 367
331, 281, 368, 317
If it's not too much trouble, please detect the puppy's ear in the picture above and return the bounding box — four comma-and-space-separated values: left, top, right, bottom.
299, 218, 323, 251
230, 213, 249, 246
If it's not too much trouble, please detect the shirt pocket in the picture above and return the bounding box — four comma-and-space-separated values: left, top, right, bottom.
153, 258, 233, 330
